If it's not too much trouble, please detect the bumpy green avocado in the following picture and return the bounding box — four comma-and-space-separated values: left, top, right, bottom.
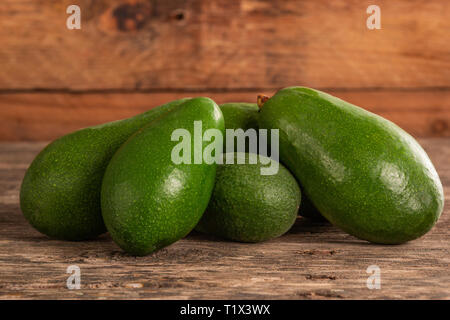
196, 152, 301, 242
219, 103, 259, 153
20, 98, 188, 240
220, 101, 324, 221
101, 97, 224, 256
258, 87, 444, 244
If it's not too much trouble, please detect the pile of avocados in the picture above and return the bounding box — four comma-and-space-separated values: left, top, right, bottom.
20, 87, 444, 256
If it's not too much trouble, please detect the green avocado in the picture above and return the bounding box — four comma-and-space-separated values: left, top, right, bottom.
20, 98, 188, 240
196, 152, 300, 242
219, 103, 259, 153
258, 87, 444, 244
101, 97, 224, 256
220, 101, 324, 221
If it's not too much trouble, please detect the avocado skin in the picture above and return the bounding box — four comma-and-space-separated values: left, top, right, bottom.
196, 153, 300, 243
219, 103, 259, 152
220, 102, 324, 221
258, 87, 444, 244
220, 102, 259, 131
20, 98, 188, 241
101, 98, 224, 256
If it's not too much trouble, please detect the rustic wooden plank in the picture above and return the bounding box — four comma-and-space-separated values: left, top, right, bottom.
0, 0, 449, 90
0, 139, 448, 299
0, 89, 449, 141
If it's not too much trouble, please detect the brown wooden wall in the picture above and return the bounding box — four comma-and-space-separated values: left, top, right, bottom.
0, 0, 449, 141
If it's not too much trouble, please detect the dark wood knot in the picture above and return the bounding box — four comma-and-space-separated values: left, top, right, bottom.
171, 10, 185, 21
112, 2, 152, 32
431, 119, 448, 136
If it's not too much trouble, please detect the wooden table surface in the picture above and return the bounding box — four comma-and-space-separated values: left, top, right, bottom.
0, 139, 448, 300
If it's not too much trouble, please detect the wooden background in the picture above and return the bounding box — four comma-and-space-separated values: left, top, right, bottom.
0, 0, 449, 141
0, 1, 449, 300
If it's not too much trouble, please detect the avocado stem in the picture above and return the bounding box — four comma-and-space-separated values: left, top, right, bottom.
257, 94, 270, 109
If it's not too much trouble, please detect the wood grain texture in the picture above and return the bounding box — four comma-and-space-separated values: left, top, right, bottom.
1, 89, 449, 141
0, 0, 449, 90
0, 0, 449, 140
0, 139, 448, 299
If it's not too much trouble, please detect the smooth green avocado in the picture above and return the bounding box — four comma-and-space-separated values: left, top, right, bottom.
101, 97, 225, 256
196, 152, 301, 242
258, 87, 444, 244
20, 98, 188, 240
